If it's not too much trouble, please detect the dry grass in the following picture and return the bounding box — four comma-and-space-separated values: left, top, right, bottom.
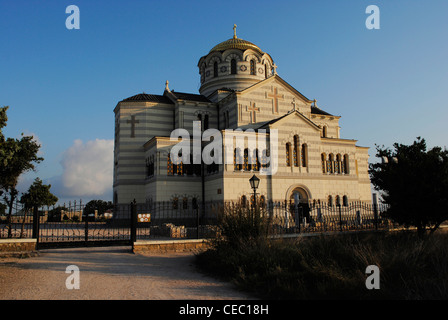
196, 205, 448, 299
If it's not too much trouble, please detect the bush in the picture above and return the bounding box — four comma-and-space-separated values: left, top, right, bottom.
196, 203, 448, 299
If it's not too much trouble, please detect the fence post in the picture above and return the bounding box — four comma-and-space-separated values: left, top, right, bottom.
130, 199, 137, 244
32, 205, 40, 243
338, 204, 343, 232
84, 203, 89, 244
372, 194, 379, 230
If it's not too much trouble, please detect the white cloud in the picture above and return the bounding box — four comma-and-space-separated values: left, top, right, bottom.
59, 139, 114, 198
21, 131, 43, 156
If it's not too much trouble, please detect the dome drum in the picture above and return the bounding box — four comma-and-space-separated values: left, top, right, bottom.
198, 27, 274, 98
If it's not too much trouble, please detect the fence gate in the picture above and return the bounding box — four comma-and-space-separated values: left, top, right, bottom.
35, 203, 137, 249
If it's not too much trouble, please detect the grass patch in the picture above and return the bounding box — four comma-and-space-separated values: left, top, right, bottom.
195, 204, 448, 299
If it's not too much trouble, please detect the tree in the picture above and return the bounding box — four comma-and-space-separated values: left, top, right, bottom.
19, 178, 58, 237
369, 137, 448, 236
20, 178, 58, 210
1, 106, 44, 237
83, 200, 113, 220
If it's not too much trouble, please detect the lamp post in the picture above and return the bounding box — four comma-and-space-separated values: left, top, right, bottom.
249, 174, 260, 209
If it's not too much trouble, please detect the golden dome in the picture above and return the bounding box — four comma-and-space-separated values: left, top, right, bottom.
209, 24, 264, 54
209, 37, 264, 54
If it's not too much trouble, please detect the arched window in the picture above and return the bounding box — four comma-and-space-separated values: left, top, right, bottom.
343, 154, 349, 174
204, 114, 209, 130
336, 195, 341, 206
328, 195, 333, 207
321, 153, 326, 173
301, 144, 308, 167
250, 59, 256, 75
234, 148, 242, 171
231, 59, 237, 74
293, 135, 299, 167
327, 154, 334, 173
182, 197, 188, 210
286, 143, 291, 167
343, 195, 348, 207
243, 148, 251, 171
167, 153, 174, 176
261, 149, 269, 169
260, 195, 266, 208
252, 149, 260, 171
172, 197, 179, 210
192, 198, 198, 210
213, 61, 218, 78
335, 154, 342, 174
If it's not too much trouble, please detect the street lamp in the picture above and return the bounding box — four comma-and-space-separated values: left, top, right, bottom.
249, 174, 260, 207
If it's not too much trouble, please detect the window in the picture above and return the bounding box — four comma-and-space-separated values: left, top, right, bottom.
301, 144, 308, 167
336, 195, 341, 206
213, 61, 218, 78
252, 149, 260, 171
260, 195, 266, 208
250, 59, 256, 75
321, 153, 326, 173
335, 154, 341, 174
204, 115, 209, 130
327, 154, 334, 173
343, 195, 348, 207
328, 195, 333, 207
231, 59, 237, 74
172, 197, 178, 210
146, 156, 155, 178
192, 198, 198, 210
167, 154, 174, 176
343, 154, 349, 174
286, 143, 291, 167
243, 148, 251, 171
293, 135, 299, 167
234, 148, 242, 171
182, 197, 188, 210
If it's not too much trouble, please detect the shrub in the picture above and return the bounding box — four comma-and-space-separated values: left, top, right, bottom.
196, 203, 448, 299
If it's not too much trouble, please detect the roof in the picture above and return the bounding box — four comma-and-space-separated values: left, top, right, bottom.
258, 110, 325, 131
210, 37, 264, 55
120, 93, 174, 104
311, 105, 333, 116
170, 90, 211, 103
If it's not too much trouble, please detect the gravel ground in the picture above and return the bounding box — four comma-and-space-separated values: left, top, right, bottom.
0, 246, 254, 300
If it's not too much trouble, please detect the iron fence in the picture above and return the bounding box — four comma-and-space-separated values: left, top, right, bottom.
1, 198, 394, 244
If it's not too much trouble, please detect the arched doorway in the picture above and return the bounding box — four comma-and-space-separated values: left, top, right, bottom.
289, 187, 309, 204
287, 186, 311, 222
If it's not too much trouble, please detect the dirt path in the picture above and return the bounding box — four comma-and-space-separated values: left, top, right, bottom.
0, 246, 254, 300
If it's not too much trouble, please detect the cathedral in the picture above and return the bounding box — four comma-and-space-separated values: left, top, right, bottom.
113, 26, 372, 209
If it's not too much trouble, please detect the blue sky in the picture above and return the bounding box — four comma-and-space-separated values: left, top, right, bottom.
1, 0, 447, 204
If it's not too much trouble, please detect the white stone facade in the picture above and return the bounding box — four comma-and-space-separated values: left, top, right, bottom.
113, 30, 372, 207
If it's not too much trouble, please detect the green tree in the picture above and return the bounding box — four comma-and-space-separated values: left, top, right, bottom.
20, 178, 58, 210
369, 137, 448, 236
1, 106, 44, 237
83, 200, 113, 220
19, 178, 58, 237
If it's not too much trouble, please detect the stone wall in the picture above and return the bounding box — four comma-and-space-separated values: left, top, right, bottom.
0, 239, 37, 257
133, 239, 211, 254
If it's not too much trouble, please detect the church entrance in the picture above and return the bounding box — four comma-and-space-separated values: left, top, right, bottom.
288, 186, 311, 222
